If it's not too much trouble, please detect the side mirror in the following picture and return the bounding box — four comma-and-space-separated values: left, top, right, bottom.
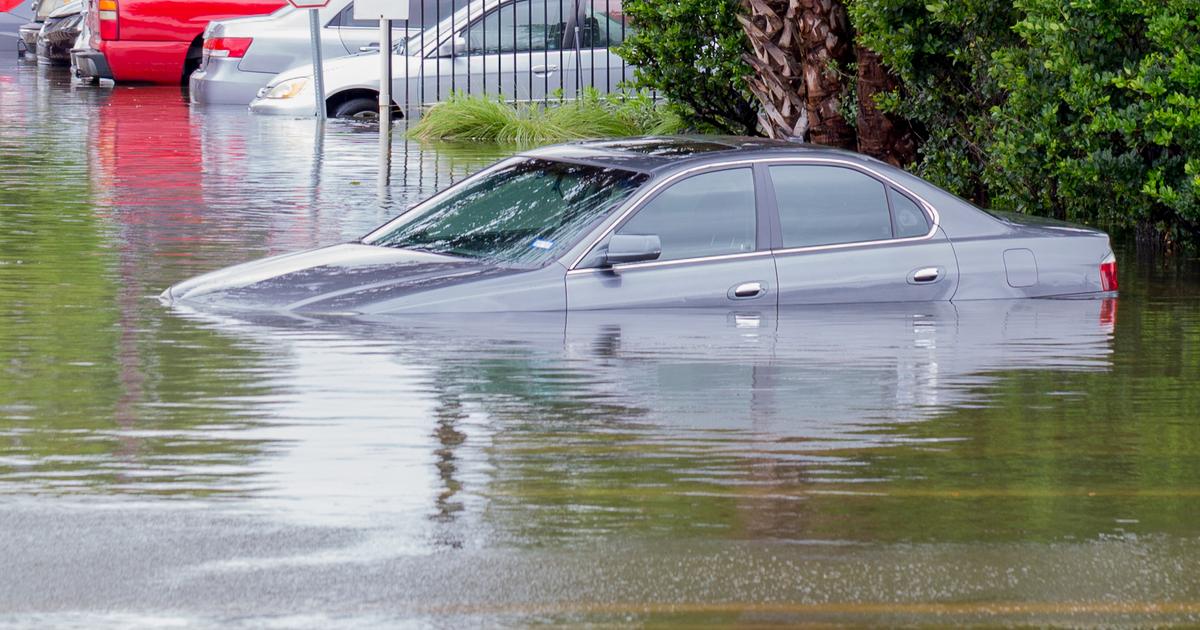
605, 234, 661, 266
437, 35, 466, 57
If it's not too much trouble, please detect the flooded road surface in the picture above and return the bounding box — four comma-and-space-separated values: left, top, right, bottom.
3, 59, 1200, 627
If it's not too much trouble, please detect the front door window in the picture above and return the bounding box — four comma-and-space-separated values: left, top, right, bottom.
614, 168, 757, 263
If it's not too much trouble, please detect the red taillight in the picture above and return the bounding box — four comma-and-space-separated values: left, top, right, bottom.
1100, 254, 1118, 292
98, 0, 118, 40
203, 37, 254, 59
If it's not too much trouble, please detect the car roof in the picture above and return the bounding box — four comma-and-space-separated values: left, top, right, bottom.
519, 136, 889, 175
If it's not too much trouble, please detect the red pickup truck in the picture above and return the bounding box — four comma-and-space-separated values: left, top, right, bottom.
73, 0, 285, 84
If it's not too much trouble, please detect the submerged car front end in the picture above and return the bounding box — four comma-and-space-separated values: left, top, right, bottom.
161, 243, 567, 315
248, 51, 418, 117
247, 63, 322, 116
163, 155, 652, 315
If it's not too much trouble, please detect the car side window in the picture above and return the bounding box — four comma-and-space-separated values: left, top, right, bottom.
614, 168, 756, 262
579, 0, 631, 48
769, 165, 893, 248
889, 187, 931, 238
466, 0, 567, 54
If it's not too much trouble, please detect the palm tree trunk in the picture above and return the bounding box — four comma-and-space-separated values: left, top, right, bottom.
855, 47, 918, 166
739, 0, 807, 139
739, 0, 856, 148
796, 0, 856, 149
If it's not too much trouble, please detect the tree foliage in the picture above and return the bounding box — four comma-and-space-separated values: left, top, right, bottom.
625, 0, 1200, 246
616, 0, 760, 135
851, 0, 1200, 245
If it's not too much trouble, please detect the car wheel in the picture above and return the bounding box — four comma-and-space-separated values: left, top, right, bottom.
332, 97, 380, 120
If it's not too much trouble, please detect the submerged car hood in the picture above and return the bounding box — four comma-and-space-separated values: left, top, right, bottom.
163, 243, 516, 313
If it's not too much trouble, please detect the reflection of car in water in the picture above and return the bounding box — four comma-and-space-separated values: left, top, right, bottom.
173, 298, 1115, 445
165, 137, 1119, 314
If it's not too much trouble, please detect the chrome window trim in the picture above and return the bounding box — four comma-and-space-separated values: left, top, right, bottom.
567, 157, 941, 271
565, 250, 772, 275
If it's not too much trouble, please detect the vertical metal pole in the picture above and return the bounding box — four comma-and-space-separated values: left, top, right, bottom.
543, 0, 549, 104
310, 8, 327, 121
558, 0, 564, 99
619, 0, 625, 87
380, 18, 392, 126
434, 0, 441, 103
604, 0, 609, 92
380, 16, 392, 196
588, 1, 593, 90
573, 26, 581, 99
511, 0, 517, 99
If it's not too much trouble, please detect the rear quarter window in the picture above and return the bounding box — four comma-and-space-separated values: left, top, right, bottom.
769, 165, 893, 248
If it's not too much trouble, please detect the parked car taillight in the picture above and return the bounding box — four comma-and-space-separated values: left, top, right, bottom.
1100, 253, 1118, 292
98, 0, 118, 40
203, 37, 253, 59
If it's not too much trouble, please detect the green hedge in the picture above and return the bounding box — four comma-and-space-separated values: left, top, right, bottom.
625, 0, 1200, 246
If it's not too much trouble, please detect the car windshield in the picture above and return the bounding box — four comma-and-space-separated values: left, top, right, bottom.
363, 158, 648, 266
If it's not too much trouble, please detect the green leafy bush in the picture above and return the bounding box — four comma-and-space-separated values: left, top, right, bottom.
407, 90, 684, 144
850, 0, 1200, 245
617, 0, 758, 135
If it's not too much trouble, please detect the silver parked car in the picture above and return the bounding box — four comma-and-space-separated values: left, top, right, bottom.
163, 138, 1120, 314
190, 0, 451, 106
248, 0, 631, 119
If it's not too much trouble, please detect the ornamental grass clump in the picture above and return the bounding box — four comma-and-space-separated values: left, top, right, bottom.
408, 89, 684, 144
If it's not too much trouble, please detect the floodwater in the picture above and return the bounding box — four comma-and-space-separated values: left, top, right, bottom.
3, 59, 1200, 628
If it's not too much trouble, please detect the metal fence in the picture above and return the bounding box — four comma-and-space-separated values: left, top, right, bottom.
390, 0, 632, 112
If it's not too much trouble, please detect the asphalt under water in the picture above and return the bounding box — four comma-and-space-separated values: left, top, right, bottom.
2, 59, 1200, 627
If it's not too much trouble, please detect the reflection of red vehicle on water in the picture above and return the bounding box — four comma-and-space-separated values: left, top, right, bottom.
72, 0, 285, 84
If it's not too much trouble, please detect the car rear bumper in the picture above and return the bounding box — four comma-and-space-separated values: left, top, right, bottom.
71, 47, 114, 80
74, 40, 189, 83
189, 58, 273, 106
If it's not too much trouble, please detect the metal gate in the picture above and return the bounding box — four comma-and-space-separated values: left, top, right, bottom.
392, 0, 631, 113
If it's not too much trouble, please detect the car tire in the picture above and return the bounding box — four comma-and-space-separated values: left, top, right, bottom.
332, 97, 381, 120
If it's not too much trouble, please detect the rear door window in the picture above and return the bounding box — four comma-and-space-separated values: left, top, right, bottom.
769, 165, 893, 248
615, 168, 756, 262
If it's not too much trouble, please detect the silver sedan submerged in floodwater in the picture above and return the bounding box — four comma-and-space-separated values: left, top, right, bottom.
162, 137, 1120, 314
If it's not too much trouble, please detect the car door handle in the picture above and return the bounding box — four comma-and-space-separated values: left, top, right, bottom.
729, 281, 766, 299
909, 267, 941, 284
532, 64, 559, 75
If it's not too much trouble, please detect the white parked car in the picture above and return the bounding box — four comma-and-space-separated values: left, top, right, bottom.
249, 0, 631, 119
190, 0, 452, 106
